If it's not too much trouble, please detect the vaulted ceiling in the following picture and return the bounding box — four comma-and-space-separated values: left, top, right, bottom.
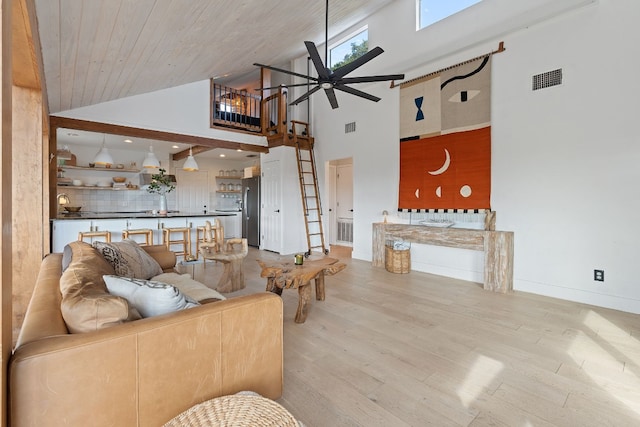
34, 0, 396, 114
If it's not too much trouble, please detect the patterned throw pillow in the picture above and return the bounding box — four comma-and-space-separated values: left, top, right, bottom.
93, 239, 163, 279
103, 275, 200, 318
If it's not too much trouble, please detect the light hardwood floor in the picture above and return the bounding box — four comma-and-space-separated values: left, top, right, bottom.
204, 248, 640, 426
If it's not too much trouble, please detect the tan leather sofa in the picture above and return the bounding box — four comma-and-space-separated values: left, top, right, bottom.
9, 245, 283, 426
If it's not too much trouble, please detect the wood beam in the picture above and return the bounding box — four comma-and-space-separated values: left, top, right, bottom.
171, 145, 214, 161
49, 116, 270, 153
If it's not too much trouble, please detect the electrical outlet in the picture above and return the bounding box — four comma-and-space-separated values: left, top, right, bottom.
594, 269, 604, 282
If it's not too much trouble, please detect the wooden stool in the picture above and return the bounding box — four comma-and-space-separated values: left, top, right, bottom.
163, 227, 191, 257
122, 228, 154, 246
78, 230, 111, 244
196, 221, 224, 261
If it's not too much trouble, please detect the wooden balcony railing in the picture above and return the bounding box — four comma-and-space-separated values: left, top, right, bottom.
210, 81, 262, 133
210, 80, 292, 143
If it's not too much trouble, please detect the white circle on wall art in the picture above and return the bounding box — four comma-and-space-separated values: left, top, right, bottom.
460, 185, 472, 197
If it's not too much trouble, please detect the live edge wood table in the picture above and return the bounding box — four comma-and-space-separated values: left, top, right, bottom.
257, 257, 346, 323
372, 222, 514, 293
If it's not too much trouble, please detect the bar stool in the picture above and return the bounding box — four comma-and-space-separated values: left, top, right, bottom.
122, 229, 154, 246
162, 227, 191, 257
195, 221, 223, 261
78, 230, 111, 244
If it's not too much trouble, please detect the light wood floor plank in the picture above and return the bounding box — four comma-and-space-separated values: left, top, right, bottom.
222, 249, 640, 426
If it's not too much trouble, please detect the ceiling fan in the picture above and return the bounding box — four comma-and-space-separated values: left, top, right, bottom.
254, 0, 404, 109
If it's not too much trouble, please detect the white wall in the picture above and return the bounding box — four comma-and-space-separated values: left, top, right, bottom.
309, 0, 640, 314
54, 80, 267, 147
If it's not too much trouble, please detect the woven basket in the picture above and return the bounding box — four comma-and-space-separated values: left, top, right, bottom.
385, 244, 410, 274
164, 394, 299, 427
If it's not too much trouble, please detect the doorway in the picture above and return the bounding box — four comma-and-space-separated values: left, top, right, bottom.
326, 158, 353, 248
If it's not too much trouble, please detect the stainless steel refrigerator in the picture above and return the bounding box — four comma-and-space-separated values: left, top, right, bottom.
242, 176, 260, 247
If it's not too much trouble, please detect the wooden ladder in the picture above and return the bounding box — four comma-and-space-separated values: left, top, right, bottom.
292, 120, 328, 256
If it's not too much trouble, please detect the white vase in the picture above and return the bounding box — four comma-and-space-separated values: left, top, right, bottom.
159, 194, 167, 215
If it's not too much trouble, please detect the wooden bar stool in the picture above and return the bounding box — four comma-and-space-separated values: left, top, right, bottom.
122, 229, 154, 246
195, 224, 221, 260
162, 227, 191, 257
78, 230, 111, 244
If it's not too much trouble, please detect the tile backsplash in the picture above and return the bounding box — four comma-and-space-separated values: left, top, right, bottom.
58, 188, 177, 213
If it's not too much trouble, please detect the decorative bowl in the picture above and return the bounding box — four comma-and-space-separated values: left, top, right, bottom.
64, 206, 82, 213
112, 176, 127, 183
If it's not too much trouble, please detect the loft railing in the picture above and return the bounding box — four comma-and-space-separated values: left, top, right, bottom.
261, 88, 288, 136
210, 81, 262, 133
210, 80, 289, 139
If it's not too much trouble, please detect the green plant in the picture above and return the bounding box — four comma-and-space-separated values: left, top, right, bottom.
146, 168, 175, 195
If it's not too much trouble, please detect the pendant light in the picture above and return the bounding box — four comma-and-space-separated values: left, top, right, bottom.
182, 146, 199, 171
93, 135, 114, 166
142, 145, 160, 168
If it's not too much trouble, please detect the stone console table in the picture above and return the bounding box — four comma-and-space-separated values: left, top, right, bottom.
372, 223, 514, 293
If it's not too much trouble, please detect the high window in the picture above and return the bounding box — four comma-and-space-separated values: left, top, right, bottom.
417, 0, 482, 30
329, 28, 368, 71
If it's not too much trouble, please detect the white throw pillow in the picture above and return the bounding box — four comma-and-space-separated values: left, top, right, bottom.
103, 275, 199, 318
152, 273, 226, 303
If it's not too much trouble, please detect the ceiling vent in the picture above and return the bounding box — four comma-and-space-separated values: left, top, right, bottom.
532, 69, 563, 91
345, 122, 356, 134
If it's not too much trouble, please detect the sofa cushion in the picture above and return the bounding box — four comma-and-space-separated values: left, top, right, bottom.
103, 275, 200, 318
60, 241, 141, 333
152, 272, 226, 303
93, 239, 163, 279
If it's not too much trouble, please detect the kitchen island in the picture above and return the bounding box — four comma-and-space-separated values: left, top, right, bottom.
51, 211, 241, 254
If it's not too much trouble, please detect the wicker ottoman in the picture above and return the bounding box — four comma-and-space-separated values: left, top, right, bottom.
164, 394, 299, 427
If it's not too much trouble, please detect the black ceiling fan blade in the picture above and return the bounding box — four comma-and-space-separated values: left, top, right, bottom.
255, 82, 316, 91
253, 63, 318, 82
340, 74, 405, 84
304, 41, 330, 79
290, 85, 322, 105
334, 85, 381, 103
332, 46, 384, 79
324, 87, 339, 109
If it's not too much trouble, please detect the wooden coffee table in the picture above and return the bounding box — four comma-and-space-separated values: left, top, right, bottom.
257, 257, 346, 323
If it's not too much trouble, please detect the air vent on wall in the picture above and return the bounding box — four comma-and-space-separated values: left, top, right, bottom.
532, 69, 563, 91
344, 122, 356, 133
345, 122, 356, 134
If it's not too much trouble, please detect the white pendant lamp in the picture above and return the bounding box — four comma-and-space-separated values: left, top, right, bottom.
93, 135, 114, 166
182, 147, 199, 171
142, 145, 160, 168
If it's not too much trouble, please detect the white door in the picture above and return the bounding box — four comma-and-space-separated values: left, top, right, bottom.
176, 170, 209, 213
261, 160, 281, 252
326, 164, 337, 245
336, 163, 353, 245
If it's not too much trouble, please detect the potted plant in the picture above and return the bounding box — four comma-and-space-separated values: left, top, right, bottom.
146, 168, 175, 214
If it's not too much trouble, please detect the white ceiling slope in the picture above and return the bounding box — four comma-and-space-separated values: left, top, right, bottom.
35, 0, 395, 114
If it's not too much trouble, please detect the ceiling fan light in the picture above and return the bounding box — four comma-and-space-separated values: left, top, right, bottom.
93, 135, 114, 165
183, 147, 199, 171
142, 145, 160, 168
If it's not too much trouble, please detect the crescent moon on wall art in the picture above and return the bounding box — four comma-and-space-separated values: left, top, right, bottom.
428, 148, 451, 175
415, 188, 420, 198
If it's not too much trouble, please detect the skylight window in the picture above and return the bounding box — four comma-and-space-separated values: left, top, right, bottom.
417, 0, 482, 30
329, 28, 368, 71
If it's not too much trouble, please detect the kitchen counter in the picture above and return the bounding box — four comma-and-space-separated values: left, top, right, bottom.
51, 211, 243, 253
54, 211, 239, 220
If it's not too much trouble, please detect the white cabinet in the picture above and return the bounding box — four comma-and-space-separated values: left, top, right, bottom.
125, 218, 161, 245
51, 219, 127, 252
224, 213, 241, 238
52, 220, 92, 252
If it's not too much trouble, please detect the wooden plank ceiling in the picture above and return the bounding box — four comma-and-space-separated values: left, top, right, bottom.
34, 0, 395, 114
